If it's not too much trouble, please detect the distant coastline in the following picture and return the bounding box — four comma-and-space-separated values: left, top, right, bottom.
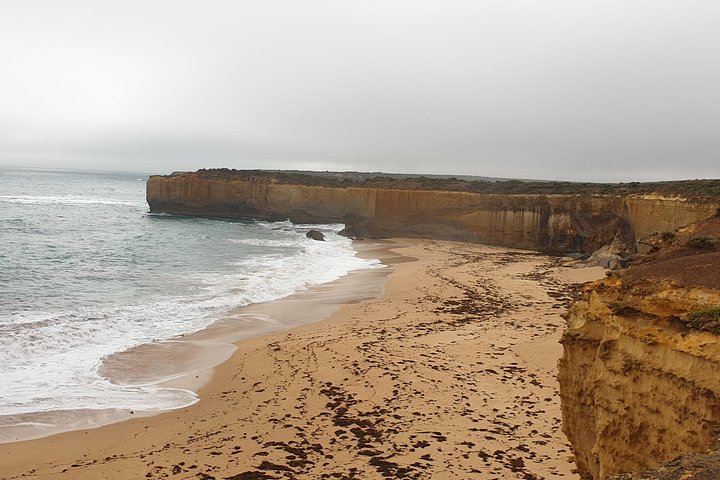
147, 169, 720, 259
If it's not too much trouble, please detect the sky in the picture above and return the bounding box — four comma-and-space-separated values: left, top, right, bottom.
0, 1, 718, 182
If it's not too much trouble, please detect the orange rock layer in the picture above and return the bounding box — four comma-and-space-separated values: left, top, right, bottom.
146, 172, 718, 254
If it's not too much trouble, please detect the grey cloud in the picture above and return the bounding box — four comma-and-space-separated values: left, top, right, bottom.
0, 0, 718, 181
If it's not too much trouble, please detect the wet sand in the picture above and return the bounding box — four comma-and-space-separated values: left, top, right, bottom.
1, 239, 604, 479
0, 242, 394, 445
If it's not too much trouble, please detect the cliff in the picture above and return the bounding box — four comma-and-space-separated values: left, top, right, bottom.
146, 169, 720, 477
146, 170, 720, 254
559, 215, 720, 479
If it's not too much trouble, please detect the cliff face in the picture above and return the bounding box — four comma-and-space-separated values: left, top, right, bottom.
146, 172, 719, 254
145, 174, 372, 223
559, 216, 720, 479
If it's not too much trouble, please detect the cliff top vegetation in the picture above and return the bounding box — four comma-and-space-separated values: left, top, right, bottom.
164, 168, 720, 202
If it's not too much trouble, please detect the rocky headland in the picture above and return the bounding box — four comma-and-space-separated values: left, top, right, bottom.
146, 169, 720, 260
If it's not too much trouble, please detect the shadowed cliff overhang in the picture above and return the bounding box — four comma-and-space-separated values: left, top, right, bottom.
146, 169, 720, 255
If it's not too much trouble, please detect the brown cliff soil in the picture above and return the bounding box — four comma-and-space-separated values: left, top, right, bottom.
627, 214, 720, 290
559, 215, 720, 479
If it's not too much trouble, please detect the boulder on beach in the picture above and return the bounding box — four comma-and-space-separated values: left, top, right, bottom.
585, 233, 634, 269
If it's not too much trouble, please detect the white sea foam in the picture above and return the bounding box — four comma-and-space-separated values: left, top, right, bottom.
0, 168, 382, 420
0, 221, 380, 416
0, 195, 140, 206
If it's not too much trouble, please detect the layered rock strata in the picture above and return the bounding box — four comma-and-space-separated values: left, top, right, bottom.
146, 171, 719, 254
559, 216, 720, 479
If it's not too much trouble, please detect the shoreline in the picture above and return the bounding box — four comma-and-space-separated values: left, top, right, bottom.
1, 239, 604, 479
0, 240, 395, 445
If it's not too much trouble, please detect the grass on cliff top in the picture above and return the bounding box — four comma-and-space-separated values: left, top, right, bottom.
684, 307, 720, 334
687, 236, 719, 249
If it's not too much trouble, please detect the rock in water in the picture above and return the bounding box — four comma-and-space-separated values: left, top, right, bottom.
338, 225, 358, 239
306, 230, 325, 241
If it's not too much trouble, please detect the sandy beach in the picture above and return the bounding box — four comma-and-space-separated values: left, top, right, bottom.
1, 239, 603, 480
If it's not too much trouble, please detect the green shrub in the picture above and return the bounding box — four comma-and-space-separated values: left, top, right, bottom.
660, 231, 676, 241
685, 307, 720, 333
687, 236, 718, 249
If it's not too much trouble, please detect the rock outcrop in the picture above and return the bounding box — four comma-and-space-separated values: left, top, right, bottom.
306, 230, 325, 241
337, 225, 359, 239
146, 170, 720, 255
559, 215, 720, 479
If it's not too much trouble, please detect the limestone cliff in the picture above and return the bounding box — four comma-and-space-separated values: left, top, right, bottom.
559, 216, 720, 479
146, 170, 720, 254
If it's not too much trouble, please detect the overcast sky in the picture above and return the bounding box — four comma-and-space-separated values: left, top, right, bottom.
1, 1, 718, 181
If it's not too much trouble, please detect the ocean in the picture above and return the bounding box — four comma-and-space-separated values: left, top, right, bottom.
0, 167, 380, 431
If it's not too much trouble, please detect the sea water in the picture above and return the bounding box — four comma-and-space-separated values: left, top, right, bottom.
0, 167, 380, 422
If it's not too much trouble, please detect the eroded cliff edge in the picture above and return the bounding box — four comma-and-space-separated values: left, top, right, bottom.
559, 215, 720, 479
146, 170, 720, 254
